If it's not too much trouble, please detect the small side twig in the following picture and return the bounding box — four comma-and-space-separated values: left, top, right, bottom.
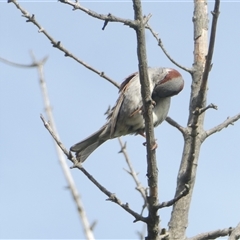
145, 24, 192, 73
40, 115, 147, 224
193, 103, 218, 115
8, 0, 120, 89
157, 184, 189, 209
165, 117, 187, 137
202, 113, 240, 141
188, 227, 233, 240
118, 137, 148, 215
58, 0, 136, 28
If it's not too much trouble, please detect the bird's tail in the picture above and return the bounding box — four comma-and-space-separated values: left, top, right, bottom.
70, 126, 107, 162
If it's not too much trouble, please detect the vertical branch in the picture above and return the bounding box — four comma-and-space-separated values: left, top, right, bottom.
168, 0, 210, 239
32, 55, 95, 240
132, 1, 159, 239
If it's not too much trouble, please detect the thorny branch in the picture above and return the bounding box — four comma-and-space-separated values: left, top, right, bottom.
8, 0, 120, 89
40, 115, 147, 224
118, 138, 148, 215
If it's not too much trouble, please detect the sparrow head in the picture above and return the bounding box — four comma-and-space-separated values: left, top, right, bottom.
152, 68, 184, 99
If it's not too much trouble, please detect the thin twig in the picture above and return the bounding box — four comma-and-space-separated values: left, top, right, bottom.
165, 117, 187, 137
188, 227, 233, 240
8, 0, 120, 89
40, 115, 147, 224
157, 184, 189, 209
118, 137, 148, 215
203, 113, 240, 141
30, 54, 95, 240
145, 24, 192, 73
0, 56, 47, 68
58, 0, 137, 29
192, 103, 218, 115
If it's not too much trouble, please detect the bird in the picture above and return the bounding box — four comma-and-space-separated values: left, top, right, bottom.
70, 67, 184, 162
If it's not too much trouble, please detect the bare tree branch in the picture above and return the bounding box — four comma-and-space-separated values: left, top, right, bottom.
0, 56, 47, 68
145, 24, 192, 73
203, 113, 240, 140
201, 0, 220, 91
118, 137, 148, 215
28, 54, 95, 240
157, 184, 189, 210
165, 117, 187, 137
188, 227, 233, 240
58, 0, 137, 29
168, 1, 210, 238
229, 222, 240, 240
132, 1, 160, 239
40, 115, 147, 224
192, 103, 218, 115
8, 0, 120, 89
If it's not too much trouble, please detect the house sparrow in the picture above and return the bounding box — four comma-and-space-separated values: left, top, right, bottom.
70, 67, 184, 162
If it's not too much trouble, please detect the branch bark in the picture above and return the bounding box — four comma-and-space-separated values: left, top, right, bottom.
8, 0, 119, 89
132, 1, 159, 239
229, 222, 240, 240
168, 1, 221, 239
58, 0, 136, 29
188, 227, 233, 240
202, 113, 240, 140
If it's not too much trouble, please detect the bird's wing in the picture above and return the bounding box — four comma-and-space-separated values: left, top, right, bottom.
108, 71, 139, 137
119, 71, 138, 92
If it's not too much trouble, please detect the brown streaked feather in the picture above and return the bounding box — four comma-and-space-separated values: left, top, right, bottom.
108, 71, 139, 137
119, 71, 138, 92
129, 107, 142, 117
109, 93, 124, 137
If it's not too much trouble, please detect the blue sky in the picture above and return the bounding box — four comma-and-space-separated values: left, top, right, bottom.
0, 1, 240, 239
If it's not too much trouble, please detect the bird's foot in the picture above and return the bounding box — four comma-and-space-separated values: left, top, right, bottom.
142, 139, 158, 150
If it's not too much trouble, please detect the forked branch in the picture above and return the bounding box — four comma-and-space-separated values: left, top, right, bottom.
58, 0, 137, 29
118, 137, 148, 215
8, 0, 119, 89
40, 115, 147, 224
